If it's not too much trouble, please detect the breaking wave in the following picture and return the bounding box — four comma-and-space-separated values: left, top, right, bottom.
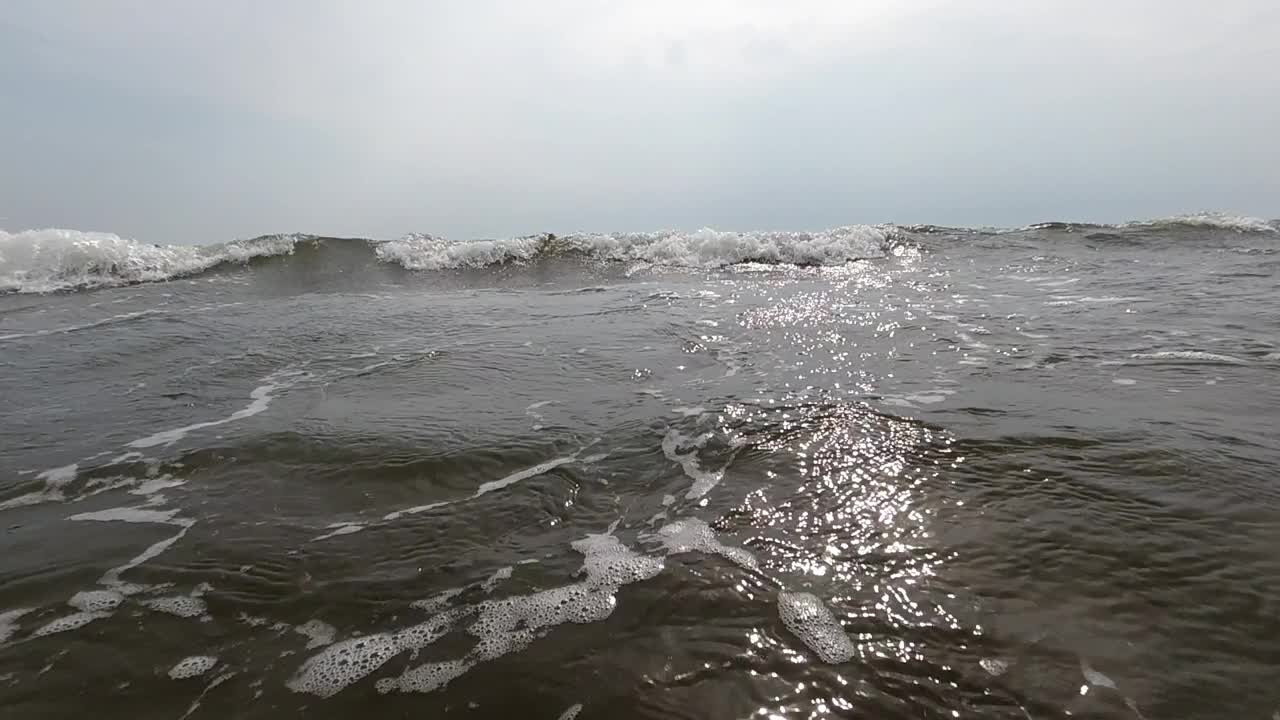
0, 229, 314, 294
373, 225, 903, 271
1, 225, 905, 294
3, 212, 1274, 294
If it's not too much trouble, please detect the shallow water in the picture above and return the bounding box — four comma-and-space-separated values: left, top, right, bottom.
1, 218, 1279, 719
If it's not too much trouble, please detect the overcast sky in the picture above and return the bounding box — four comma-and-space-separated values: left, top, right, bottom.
2, 1, 1277, 243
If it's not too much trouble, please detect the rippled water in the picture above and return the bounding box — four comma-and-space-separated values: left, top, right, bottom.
1, 220, 1278, 719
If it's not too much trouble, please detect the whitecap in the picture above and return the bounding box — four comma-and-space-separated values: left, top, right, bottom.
0, 229, 307, 293
1130, 351, 1246, 365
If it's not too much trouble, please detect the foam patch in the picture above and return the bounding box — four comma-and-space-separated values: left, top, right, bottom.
168, 656, 218, 680
68, 590, 124, 614
294, 619, 337, 649
286, 634, 403, 698
32, 612, 110, 637
393, 611, 462, 654
290, 528, 663, 698
777, 591, 856, 664
143, 596, 207, 619
0, 608, 33, 643
376, 659, 472, 694
650, 517, 758, 570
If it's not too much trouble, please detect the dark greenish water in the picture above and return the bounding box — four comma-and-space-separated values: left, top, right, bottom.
1, 216, 1278, 719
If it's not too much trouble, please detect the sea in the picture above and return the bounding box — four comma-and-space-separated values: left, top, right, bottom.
1, 213, 1278, 720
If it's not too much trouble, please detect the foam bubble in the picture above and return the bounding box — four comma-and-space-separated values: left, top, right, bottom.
290, 527, 661, 698
650, 517, 758, 570
393, 611, 461, 653
294, 619, 337, 649
777, 591, 856, 664
168, 656, 218, 680
376, 659, 472, 694
32, 611, 110, 638
286, 634, 403, 698
69, 590, 124, 614
143, 595, 208, 619
558, 703, 585, 720
572, 532, 665, 589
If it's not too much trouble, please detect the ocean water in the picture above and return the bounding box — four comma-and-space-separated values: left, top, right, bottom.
1, 214, 1278, 719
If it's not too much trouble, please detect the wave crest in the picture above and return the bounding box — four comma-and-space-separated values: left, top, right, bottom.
1022, 213, 1276, 234
0, 229, 310, 293
1126, 212, 1277, 234
375, 225, 903, 271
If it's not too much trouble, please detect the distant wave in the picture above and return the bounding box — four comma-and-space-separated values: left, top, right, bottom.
1022, 212, 1277, 234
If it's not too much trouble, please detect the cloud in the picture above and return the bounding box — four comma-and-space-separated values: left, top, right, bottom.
1, 0, 1277, 241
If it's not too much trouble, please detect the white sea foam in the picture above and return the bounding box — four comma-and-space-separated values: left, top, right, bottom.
557, 703, 585, 720
70, 504, 195, 592
410, 588, 464, 614
1130, 351, 1247, 365
32, 611, 111, 637
777, 591, 857, 664
168, 655, 218, 680
129, 368, 306, 449
143, 584, 210, 619
376, 659, 472, 694
481, 566, 513, 593
0, 463, 79, 510
294, 619, 337, 649
292, 527, 663, 698
0, 309, 165, 341
287, 633, 406, 697
313, 522, 366, 541
69, 590, 124, 614
0, 229, 308, 293
0, 608, 33, 644
649, 517, 758, 570
380, 448, 596, 523
662, 430, 725, 500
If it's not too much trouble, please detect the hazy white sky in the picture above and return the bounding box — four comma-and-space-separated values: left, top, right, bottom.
2, 1, 1277, 243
